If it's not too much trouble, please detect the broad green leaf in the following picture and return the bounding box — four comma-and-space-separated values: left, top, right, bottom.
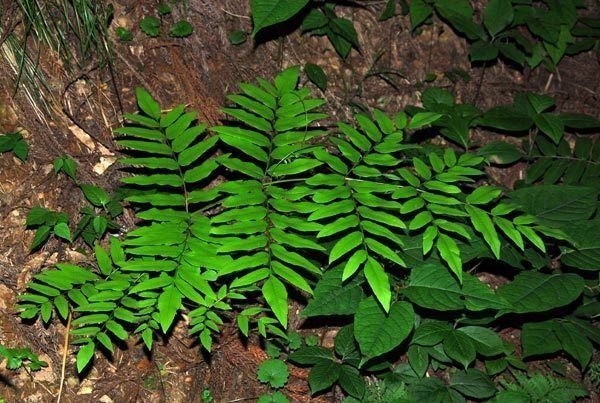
302, 265, 364, 317
408, 112, 443, 129
288, 346, 333, 365
410, 377, 464, 403
339, 364, 366, 399
450, 369, 496, 399
508, 185, 598, 228
443, 330, 476, 369
534, 113, 564, 144
308, 360, 340, 394
497, 272, 584, 314
251, 0, 310, 35
482, 107, 533, 131
80, 184, 110, 207
354, 297, 415, 360
329, 231, 363, 264
476, 140, 521, 164
483, 0, 513, 36
457, 326, 504, 357
404, 263, 463, 311
410, 0, 433, 29
436, 234, 463, 282
305, 63, 327, 91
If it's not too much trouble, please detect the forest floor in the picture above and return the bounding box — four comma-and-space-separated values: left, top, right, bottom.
0, 1, 598, 402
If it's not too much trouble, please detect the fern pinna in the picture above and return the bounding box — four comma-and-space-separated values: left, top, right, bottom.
18, 67, 559, 372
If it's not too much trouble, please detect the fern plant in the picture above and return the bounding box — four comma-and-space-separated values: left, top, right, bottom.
19, 87, 232, 371
523, 135, 600, 186
18, 68, 590, 386
211, 66, 330, 331
497, 371, 588, 402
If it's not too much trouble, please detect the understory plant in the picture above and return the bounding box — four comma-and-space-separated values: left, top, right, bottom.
247, 0, 599, 71
18, 67, 599, 401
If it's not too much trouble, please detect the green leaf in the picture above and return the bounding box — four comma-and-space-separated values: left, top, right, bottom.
450, 369, 496, 399
410, 0, 433, 29
497, 271, 584, 314
412, 321, 452, 346
534, 113, 564, 144
80, 184, 110, 207
305, 63, 327, 91
443, 330, 476, 369
230, 30, 247, 45
252, 0, 310, 35
436, 234, 463, 282
76, 342, 95, 373
470, 40, 499, 62
263, 276, 288, 328
302, 265, 364, 317
408, 344, 429, 377
408, 112, 443, 129
135, 87, 161, 120
26, 207, 49, 226
258, 391, 289, 403
140, 17, 160, 37
309, 359, 340, 394
157, 285, 182, 333
169, 21, 193, 37
508, 185, 598, 228
483, 0, 513, 36
380, 0, 396, 21
410, 377, 464, 403
257, 359, 289, 388
482, 107, 533, 131
288, 346, 333, 365
560, 113, 600, 129
404, 263, 463, 311
462, 274, 511, 312
561, 219, 600, 271
457, 326, 504, 357
364, 257, 391, 312
339, 364, 365, 398
553, 321, 593, 369
354, 297, 414, 360
329, 231, 362, 264
30, 225, 51, 251
465, 206, 500, 259
53, 222, 72, 242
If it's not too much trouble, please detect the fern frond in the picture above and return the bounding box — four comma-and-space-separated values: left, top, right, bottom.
308, 110, 412, 311
525, 135, 600, 186
211, 66, 327, 330
499, 372, 588, 403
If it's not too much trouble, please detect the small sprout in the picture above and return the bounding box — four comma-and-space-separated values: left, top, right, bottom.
0, 344, 48, 372
257, 359, 289, 389
169, 20, 193, 37
157, 4, 172, 15
0, 131, 28, 161
116, 27, 133, 42
230, 30, 247, 45
140, 16, 161, 37
54, 155, 77, 180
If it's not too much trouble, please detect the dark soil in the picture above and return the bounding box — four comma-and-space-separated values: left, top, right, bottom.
0, 1, 598, 402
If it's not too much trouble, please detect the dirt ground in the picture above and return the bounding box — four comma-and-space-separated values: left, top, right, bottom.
0, 1, 598, 402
